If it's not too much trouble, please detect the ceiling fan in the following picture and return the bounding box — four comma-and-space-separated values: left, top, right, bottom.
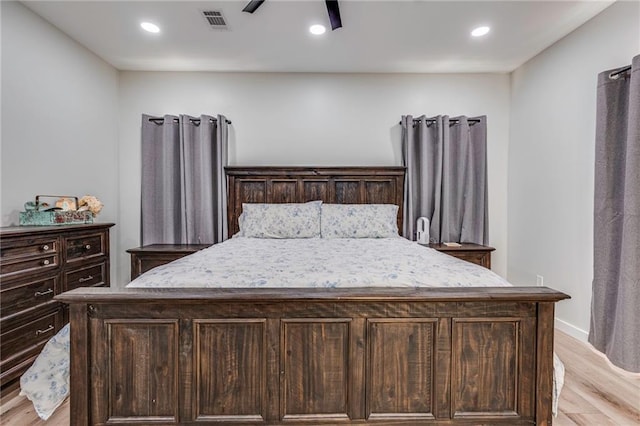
242, 0, 343, 31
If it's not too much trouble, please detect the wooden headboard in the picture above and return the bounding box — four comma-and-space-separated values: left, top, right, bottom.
226, 166, 405, 236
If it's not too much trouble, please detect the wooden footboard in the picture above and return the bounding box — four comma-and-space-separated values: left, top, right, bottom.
58, 287, 568, 425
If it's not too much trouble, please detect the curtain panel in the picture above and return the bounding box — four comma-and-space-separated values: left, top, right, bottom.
401, 115, 488, 245
141, 114, 229, 245
589, 55, 640, 373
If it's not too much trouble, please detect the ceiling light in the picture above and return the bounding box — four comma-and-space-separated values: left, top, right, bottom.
471, 26, 490, 37
141, 22, 160, 33
309, 24, 326, 35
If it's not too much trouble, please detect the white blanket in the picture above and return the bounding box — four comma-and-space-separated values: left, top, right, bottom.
23, 237, 566, 420
128, 237, 510, 288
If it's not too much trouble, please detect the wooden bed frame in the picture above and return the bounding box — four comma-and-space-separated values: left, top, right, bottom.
58, 167, 569, 426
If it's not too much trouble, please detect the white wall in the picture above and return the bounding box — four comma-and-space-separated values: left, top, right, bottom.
118, 72, 510, 285
509, 1, 640, 340
1, 2, 120, 278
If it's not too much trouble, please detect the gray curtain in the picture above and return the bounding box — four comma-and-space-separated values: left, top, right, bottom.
141, 114, 229, 245
589, 55, 640, 373
401, 115, 488, 244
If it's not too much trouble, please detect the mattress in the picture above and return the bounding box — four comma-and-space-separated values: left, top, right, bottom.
128, 236, 510, 289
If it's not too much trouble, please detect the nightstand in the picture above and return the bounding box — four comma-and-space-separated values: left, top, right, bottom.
126, 244, 211, 280
424, 243, 495, 269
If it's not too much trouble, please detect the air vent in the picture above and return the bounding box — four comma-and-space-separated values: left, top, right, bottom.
202, 10, 228, 29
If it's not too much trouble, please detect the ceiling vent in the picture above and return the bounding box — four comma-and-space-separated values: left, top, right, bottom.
202, 10, 228, 29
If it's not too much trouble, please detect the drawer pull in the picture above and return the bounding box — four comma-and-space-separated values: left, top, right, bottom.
42, 244, 50, 251
35, 325, 54, 336
85, 244, 91, 250
34, 288, 54, 297
42, 259, 51, 266
78, 275, 94, 283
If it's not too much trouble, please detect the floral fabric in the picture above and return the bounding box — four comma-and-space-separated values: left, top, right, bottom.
129, 236, 509, 288
321, 204, 399, 238
553, 353, 565, 416
23, 237, 569, 420
19, 324, 70, 420
240, 201, 321, 238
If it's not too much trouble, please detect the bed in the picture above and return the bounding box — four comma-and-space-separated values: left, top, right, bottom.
56, 166, 569, 425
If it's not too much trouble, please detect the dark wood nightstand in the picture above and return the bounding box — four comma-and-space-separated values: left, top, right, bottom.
423, 243, 495, 269
126, 244, 211, 280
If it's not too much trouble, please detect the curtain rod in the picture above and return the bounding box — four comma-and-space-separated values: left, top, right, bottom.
148, 117, 232, 125
398, 118, 481, 126
609, 65, 631, 79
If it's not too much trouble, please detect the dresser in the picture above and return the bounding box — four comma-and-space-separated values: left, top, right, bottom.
425, 243, 495, 268
0, 223, 114, 389
127, 244, 211, 280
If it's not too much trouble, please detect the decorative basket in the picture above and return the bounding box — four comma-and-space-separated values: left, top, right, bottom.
19, 195, 94, 226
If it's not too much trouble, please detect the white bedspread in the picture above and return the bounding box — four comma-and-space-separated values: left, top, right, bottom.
128, 237, 510, 289
25, 237, 568, 421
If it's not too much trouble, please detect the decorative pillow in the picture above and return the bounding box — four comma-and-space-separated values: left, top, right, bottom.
233, 212, 246, 238
321, 204, 399, 238
20, 323, 70, 420
240, 201, 322, 238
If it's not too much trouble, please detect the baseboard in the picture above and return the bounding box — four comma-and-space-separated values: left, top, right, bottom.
555, 317, 588, 342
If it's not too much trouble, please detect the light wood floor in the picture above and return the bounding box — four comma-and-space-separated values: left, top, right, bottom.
553, 331, 639, 425
1, 330, 638, 425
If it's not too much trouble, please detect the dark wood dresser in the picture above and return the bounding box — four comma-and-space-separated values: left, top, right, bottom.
0, 223, 114, 389
425, 242, 495, 268
127, 244, 211, 280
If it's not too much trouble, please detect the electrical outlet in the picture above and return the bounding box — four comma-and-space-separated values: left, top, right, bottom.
536, 275, 544, 286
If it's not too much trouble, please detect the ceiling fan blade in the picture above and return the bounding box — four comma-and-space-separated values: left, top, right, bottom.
242, 0, 265, 14
325, 0, 342, 30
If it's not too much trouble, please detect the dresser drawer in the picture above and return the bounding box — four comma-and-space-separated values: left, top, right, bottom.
66, 232, 106, 262
452, 251, 490, 267
1, 309, 62, 363
1, 275, 58, 319
1, 236, 58, 260
424, 243, 494, 269
64, 262, 107, 291
127, 244, 211, 280
0, 308, 63, 384
136, 255, 182, 275
0, 252, 59, 278
0, 236, 59, 279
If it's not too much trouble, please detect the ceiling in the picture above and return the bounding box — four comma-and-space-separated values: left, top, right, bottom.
23, 0, 614, 73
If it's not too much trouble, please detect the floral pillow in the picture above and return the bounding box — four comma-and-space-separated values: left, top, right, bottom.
20, 323, 70, 420
240, 201, 322, 238
321, 204, 399, 238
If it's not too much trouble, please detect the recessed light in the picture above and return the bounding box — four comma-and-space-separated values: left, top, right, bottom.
471, 26, 490, 37
309, 24, 326, 35
141, 22, 160, 33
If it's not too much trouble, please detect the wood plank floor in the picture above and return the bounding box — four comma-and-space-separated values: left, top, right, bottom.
554, 331, 640, 425
1, 330, 638, 425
